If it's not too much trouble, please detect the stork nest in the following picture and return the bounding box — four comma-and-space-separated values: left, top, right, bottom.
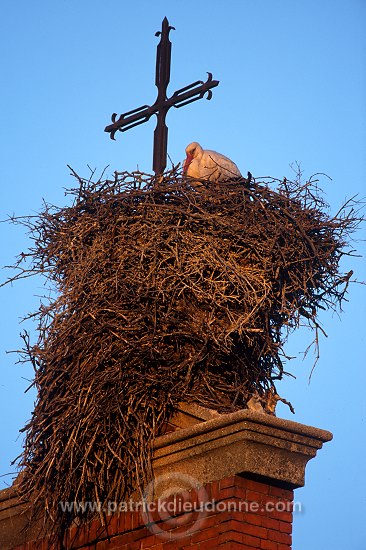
5, 167, 360, 545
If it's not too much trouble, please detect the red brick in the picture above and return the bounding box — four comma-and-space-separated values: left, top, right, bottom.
218, 530, 243, 544
243, 535, 261, 548
237, 534, 262, 548
260, 540, 278, 550
125, 542, 147, 550
267, 509, 292, 523
140, 533, 159, 547
210, 480, 221, 502
67, 525, 77, 545
66, 524, 86, 547
150, 519, 171, 536
163, 492, 175, 505
243, 513, 262, 526
217, 497, 244, 513
279, 521, 292, 534
87, 517, 105, 541
162, 541, 179, 550
267, 529, 291, 545
115, 530, 142, 545
268, 486, 293, 501
219, 487, 239, 500
161, 512, 194, 529
203, 482, 212, 501
261, 517, 280, 531
222, 499, 262, 523
241, 522, 267, 540
96, 537, 129, 550
242, 479, 270, 496
116, 537, 136, 550
201, 508, 220, 520
216, 510, 242, 522
221, 480, 247, 498
175, 489, 194, 509
117, 511, 125, 532
221, 544, 258, 550
197, 485, 209, 503
234, 486, 247, 500
219, 530, 263, 547
220, 476, 238, 490
263, 498, 293, 518
221, 519, 267, 540
106, 512, 120, 534
111, 527, 143, 545
168, 522, 196, 541
141, 506, 158, 526
246, 490, 265, 505
197, 537, 220, 549
262, 495, 280, 508
236, 475, 251, 488
245, 499, 261, 514
277, 545, 291, 550
189, 514, 219, 532
133, 510, 142, 530
191, 525, 221, 543
124, 511, 132, 531
188, 488, 203, 509
148, 541, 176, 550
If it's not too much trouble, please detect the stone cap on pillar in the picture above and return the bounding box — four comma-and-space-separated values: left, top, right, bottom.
0, 406, 332, 548
153, 406, 333, 494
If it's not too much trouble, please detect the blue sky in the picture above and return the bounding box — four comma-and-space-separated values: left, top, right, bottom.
0, 1, 365, 549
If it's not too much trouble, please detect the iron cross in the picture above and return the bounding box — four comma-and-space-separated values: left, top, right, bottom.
104, 17, 219, 177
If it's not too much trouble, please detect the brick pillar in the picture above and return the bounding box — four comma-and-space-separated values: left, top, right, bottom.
0, 407, 332, 550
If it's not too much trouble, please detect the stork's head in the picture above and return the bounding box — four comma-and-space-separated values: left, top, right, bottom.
183, 142, 203, 174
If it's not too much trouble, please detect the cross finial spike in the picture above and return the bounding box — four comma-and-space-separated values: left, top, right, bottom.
104, 19, 219, 178
156, 16, 175, 37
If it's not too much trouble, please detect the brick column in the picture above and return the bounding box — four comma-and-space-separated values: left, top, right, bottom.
0, 407, 332, 550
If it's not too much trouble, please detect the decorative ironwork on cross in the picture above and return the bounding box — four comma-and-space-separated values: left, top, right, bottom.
104, 17, 219, 177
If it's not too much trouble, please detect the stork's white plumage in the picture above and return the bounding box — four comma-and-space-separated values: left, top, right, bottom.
183, 142, 242, 182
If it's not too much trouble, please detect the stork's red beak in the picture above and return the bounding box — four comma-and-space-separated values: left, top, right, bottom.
183, 153, 193, 174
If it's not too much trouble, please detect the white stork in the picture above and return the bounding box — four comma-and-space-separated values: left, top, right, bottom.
183, 142, 242, 182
